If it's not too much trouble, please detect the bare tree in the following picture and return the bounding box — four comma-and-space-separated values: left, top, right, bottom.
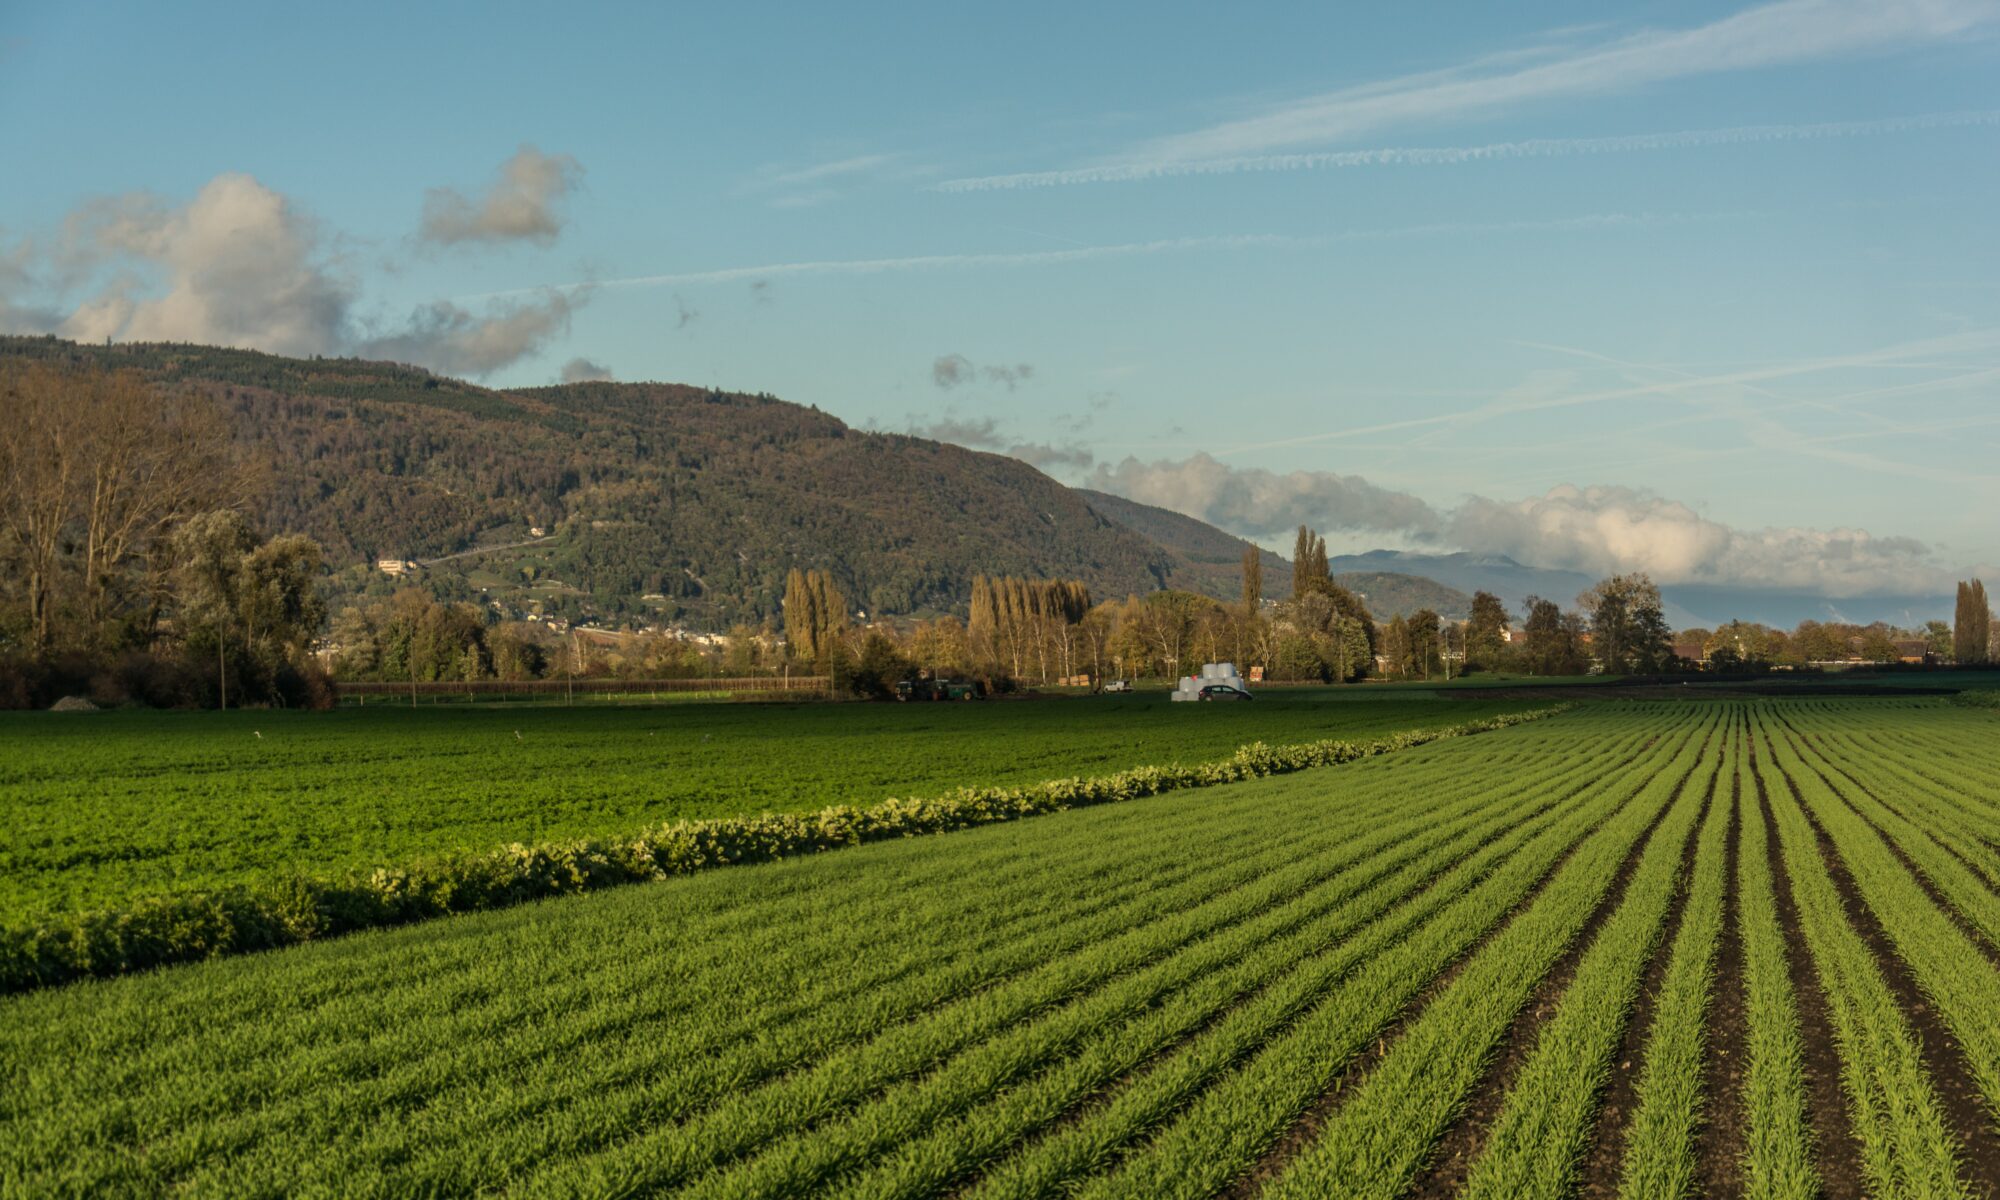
0, 362, 249, 653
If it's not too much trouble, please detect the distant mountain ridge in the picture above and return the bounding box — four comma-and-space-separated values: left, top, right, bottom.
1324, 549, 1953, 629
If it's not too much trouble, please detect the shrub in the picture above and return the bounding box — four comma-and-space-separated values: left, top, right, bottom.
0, 704, 1567, 992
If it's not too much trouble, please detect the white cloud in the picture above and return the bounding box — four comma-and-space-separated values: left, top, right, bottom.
1449, 484, 1948, 596
357, 293, 579, 378
1123, 0, 1998, 163
2, 172, 585, 377
1090, 454, 1953, 595
934, 109, 2000, 192
1088, 453, 1444, 540
47, 173, 351, 357
420, 145, 583, 247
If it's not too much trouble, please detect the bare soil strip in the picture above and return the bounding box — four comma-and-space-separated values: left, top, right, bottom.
1208, 737, 1670, 1200
1753, 754, 1870, 1199
1399, 754, 1702, 1200
1575, 758, 1723, 1198
1691, 768, 1750, 1199
1777, 764, 2000, 1199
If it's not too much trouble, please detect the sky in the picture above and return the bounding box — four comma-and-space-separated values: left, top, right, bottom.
4, 0, 1999, 602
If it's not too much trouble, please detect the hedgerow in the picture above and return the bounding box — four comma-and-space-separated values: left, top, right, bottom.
1947, 689, 2000, 710
0, 706, 1565, 992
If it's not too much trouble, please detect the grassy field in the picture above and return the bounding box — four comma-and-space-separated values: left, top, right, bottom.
6, 698, 1999, 1195
0, 692, 1536, 918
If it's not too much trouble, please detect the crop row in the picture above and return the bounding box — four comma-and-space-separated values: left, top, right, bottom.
0, 704, 1654, 1196
2, 696, 1542, 916
9, 699, 1995, 1197
0, 704, 1566, 993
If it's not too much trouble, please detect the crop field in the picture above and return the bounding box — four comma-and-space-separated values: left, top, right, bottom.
0, 693, 1534, 919
5, 697, 2000, 1196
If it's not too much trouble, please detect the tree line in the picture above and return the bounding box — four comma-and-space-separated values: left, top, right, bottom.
0, 362, 329, 708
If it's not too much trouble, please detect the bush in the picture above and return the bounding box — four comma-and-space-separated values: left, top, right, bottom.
0, 703, 1568, 992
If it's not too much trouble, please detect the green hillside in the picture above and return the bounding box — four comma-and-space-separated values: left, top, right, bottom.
1, 337, 1175, 625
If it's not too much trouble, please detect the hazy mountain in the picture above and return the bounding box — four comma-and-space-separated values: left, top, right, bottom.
1323, 549, 1952, 630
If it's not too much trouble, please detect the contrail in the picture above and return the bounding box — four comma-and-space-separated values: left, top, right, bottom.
467, 212, 1735, 301
932, 109, 2000, 193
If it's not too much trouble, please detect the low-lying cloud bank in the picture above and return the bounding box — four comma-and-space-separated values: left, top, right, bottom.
1, 157, 582, 377
1090, 453, 1954, 598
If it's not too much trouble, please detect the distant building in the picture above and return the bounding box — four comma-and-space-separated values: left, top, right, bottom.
376, 558, 419, 576
1892, 638, 1932, 665
528, 526, 547, 538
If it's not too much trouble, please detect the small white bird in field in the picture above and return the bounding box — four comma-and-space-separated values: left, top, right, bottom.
254, 731, 262, 739
515, 730, 523, 741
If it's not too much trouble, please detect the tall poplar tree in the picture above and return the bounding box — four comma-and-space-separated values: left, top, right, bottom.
1242, 548, 1263, 611
1957, 579, 1991, 665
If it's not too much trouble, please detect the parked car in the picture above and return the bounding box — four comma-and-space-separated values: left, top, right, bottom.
1102, 679, 1133, 693
1199, 684, 1253, 701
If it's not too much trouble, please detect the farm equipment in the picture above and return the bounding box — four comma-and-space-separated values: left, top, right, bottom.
893, 677, 985, 702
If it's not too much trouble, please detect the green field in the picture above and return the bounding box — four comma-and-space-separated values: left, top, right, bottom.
0, 692, 1534, 918
6, 698, 2000, 1196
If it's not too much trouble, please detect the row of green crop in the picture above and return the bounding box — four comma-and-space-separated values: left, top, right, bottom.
1260, 707, 1718, 1200
0, 706, 1635, 1195
1945, 689, 2000, 710
408, 709, 1617, 1200
1612, 715, 1734, 1199
1766, 712, 2000, 1165
1750, 716, 1970, 1198
702, 720, 1667, 1200
5, 697, 1539, 916
1053, 713, 1701, 1200
0, 705, 1566, 993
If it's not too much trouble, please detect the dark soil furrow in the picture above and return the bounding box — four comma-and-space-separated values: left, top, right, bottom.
1774, 761, 2000, 1200
1752, 748, 1869, 1200
1575, 755, 1724, 1198
1691, 761, 1749, 1199
1207, 732, 1677, 1200
1399, 737, 1708, 1200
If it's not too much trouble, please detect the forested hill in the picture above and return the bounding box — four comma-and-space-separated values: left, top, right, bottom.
0, 336, 1177, 624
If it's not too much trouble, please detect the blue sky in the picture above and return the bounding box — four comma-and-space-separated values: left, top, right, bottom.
4, 0, 1999, 599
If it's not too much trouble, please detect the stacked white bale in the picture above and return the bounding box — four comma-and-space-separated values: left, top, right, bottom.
1172, 663, 1247, 700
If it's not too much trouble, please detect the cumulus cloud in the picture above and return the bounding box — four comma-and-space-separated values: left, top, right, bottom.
1089, 453, 1444, 540
357, 292, 579, 378
1448, 484, 1946, 596
0, 172, 585, 377
932, 353, 1035, 390
48, 173, 352, 356
1088, 456, 1950, 596
420, 145, 583, 247
560, 356, 614, 383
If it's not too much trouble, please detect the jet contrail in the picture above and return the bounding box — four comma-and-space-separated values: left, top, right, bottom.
933, 109, 2000, 193
467, 212, 1736, 301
